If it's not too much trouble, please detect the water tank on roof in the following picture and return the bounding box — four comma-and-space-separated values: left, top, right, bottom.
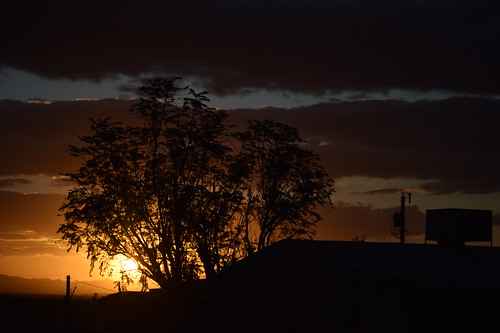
425, 209, 492, 247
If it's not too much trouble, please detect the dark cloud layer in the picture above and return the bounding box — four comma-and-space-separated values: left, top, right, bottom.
0, 99, 135, 175
352, 187, 406, 195
0, 178, 32, 188
1, 0, 500, 95
230, 97, 500, 194
1, 96, 499, 195
0, 190, 65, 235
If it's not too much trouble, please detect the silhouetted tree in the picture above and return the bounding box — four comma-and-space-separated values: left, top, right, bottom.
58, 78, 334, 289
235, 120, 335, 254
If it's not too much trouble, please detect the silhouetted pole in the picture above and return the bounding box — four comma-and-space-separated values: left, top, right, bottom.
399, 192, 412, 244
400, 193, 405, 244
65, 275, 70, 327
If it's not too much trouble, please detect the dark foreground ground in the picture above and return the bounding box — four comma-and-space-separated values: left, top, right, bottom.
3, 240, 500, 333
0, 293, 107, 333
1, 285, 499, 333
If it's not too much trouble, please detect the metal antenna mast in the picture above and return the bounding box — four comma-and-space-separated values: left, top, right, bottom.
400, 193, 405, 244
400, 192, 412, 244
393, 192, 412, 244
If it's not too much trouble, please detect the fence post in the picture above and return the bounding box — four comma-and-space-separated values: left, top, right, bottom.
65, 275, 70, 327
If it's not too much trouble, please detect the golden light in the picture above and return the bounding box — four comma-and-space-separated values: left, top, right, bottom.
107, 256, 147, 291
109, 255, 140, 281
122, 258, 138, 272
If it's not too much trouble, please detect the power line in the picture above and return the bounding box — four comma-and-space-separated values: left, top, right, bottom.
73, 280, 116, 292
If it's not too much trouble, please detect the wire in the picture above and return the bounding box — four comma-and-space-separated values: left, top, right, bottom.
74, 280, 116, 292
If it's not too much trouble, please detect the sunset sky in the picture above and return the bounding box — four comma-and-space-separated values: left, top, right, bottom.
1, 0, 500, 282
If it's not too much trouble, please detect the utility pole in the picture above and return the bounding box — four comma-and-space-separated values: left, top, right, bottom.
65, 275, 70, 327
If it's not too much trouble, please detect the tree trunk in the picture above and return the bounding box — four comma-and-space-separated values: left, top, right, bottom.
198, 245, 216, 279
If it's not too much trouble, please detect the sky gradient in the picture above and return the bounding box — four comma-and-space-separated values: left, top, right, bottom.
1, 0, 500, 281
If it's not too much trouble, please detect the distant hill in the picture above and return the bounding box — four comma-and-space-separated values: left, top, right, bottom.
0, 275, 116, 296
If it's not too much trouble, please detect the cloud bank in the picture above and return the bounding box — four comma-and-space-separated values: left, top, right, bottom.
1, 0, 500, 95
1, 96, 499, 194
231, 97, 500, 194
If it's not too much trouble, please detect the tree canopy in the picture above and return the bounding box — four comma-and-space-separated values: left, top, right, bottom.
58, 78, 335, 289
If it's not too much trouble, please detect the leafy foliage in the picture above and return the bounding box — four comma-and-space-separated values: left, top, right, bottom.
236, 120, 335, 254
58, 78, 334, 289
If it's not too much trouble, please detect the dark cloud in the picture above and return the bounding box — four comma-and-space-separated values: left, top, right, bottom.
2, 96, 500, 194
419, 180, 500, 195
0, 191, 65, 235
230, 97, 500, 194
0, 99, 135, 175
117, 78, 154, 97
352, 187, 406, 195
1, 0, 500, 95
0, 178, 32, 188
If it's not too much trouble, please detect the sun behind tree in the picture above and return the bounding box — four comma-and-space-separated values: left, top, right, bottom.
122, 258, 138, 272
58, 78, 334, 290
